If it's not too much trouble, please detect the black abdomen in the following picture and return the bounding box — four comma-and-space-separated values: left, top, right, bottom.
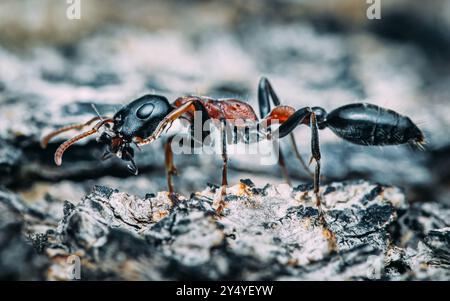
326, 103, 423, 146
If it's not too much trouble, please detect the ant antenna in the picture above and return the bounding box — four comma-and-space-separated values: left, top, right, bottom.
92, 103, 112, 130
91, 104, 104, 122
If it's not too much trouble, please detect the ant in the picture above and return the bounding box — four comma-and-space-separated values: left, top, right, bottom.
41, 77, 425, 220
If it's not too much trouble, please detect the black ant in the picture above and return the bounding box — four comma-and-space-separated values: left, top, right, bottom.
41, 77, 425, 219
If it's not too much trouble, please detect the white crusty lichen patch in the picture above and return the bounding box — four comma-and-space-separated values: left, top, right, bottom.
193, 180, 406, 266
218, 183, 331, 265
169, 211, 225, 266
53, 180, 410, 279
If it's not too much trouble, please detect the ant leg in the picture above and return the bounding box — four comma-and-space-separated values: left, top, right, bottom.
164, 135, 178, 194
310, 112, 322, 211
261, 106, 311, 184
272, 108, 323, 211
310, 113, 337, 251
258, 77, 281, 117
137, 98, 210, 146
258, 77, 291, 183
216, 120, 228, 215
266, 107, 337, 250
258, 77, 312, 180
269, 107, 312, 139
277, 145, 291, 185
289, 134, 314, 178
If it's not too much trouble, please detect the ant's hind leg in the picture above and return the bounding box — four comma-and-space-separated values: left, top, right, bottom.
258, 78, 290, 183
310, 113, 322, 210
277, 147, 291, 186
289, 134, 314, 178
216, 120, 228, 215
258, 77, 281, 117
269, 108, 336, 250
258, 77, 312, 180
310, 113, 337, 251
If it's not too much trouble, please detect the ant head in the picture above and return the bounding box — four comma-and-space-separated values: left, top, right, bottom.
95, 94, 175, 175
312, 106, 328, 129
97, 94, 173, 175
112, 95, 173, 142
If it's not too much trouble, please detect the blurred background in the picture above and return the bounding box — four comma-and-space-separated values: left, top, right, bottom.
0, 0, 449, 210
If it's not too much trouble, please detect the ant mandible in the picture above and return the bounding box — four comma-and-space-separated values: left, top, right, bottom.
41, 77, 425, 217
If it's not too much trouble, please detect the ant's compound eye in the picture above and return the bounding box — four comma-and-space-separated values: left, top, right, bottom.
136, 103, 155, 119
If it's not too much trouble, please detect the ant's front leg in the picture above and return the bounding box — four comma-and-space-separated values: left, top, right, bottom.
164, 132, 203, 194
164, 135, 178, 194
137, 98, 211, 205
